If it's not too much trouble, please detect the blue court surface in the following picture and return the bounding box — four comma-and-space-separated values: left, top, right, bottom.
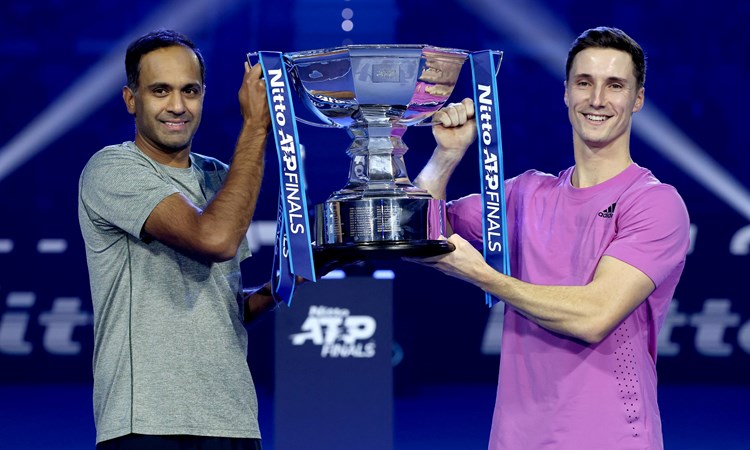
1, 383, 748, 449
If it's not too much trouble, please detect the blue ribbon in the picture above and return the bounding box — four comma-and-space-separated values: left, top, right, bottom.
469, 51, 511, 306
257, 51, 317, 306
271, 195, 296, 305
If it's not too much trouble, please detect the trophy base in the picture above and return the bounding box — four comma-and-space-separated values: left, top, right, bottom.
313, 239, 455, 275
313, 196, 453, 274
314, 197, 449, 243
316, 239, 454, 259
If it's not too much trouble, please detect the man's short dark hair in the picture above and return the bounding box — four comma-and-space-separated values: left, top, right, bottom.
125, 29, 206, 91
565, 27, 646, 88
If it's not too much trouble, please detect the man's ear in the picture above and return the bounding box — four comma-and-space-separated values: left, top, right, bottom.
563, 80, 569, 107
632, 86, 645, 113
122, 86, 136, 115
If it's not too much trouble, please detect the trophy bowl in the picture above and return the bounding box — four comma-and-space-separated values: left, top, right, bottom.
283, 44, 469, 262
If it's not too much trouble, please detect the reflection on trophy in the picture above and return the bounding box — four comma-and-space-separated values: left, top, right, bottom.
282, 45, 469, 261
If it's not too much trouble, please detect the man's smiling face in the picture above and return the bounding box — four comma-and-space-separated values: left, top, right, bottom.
124, 45, 204, 157
564, 47, 644, 151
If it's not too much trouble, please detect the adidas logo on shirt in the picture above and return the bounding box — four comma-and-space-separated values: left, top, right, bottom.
598, 202, 616, 219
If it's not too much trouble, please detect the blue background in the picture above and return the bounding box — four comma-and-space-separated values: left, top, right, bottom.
1, 0, 749, 448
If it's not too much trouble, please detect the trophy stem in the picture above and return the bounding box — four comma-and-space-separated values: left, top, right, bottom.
332, 124, 429, 201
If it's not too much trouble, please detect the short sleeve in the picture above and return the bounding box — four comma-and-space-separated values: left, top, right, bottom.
79, 146, 178, 239
605, 184, 690, 287
447, 193, 483, 243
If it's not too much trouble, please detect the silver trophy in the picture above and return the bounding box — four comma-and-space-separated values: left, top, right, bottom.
283, 45, 469, 261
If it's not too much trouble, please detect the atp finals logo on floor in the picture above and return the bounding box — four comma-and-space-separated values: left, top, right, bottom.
290, 305, 377, 358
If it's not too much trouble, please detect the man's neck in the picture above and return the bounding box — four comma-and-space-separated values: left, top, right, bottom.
134, 136, 191, 168
571, 140, 633, 188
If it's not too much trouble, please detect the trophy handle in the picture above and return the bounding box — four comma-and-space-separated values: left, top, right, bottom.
295, 117, 342, 129
246, 52, 260, 67
247, 52, 343, 129
413, 49, 503, 128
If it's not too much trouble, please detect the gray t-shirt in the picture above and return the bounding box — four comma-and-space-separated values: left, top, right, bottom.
78, 142, 259, 443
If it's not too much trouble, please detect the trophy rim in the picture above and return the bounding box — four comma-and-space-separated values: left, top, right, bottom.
283, 44, 470, 62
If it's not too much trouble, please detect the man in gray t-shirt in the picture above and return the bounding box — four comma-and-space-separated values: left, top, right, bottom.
78, 30, 273, 450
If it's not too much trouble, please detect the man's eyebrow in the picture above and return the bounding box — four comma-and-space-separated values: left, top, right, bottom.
605, 76, 630, 85
146, 82, 171, 90
183, 82, 203, 90
572, 73, 631, 85
145, 82, 202, 90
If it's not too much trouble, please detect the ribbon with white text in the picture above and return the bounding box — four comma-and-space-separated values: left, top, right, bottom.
257, 51, 316, 306
469, 50, 510, 307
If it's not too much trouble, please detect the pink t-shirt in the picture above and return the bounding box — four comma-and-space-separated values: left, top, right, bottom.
448, 164, 689, 450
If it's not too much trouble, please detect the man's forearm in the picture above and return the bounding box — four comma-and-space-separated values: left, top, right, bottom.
199, 125, 268, 255
243, 281, 276, 324
414, 146, 464, 199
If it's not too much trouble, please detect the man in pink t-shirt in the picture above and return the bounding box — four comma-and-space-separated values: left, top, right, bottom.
412, 27, 689, 449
